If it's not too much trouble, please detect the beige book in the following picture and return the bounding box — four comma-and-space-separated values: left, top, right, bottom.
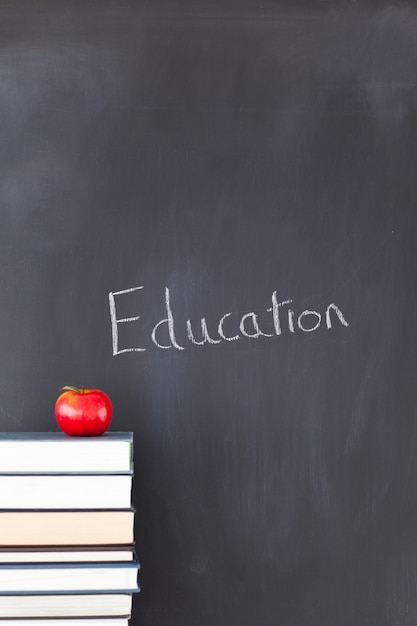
0, 510, 134, 546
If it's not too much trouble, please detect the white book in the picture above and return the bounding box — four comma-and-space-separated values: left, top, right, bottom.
0, 547, 135, 563
0, 432, 133, 474
0, 474, 132, 509
0, 561, 140, 593
1, 617, 129, 626
0, 594, 133, 618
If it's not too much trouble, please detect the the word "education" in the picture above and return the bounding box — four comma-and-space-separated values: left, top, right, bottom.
108, 285, 349, 355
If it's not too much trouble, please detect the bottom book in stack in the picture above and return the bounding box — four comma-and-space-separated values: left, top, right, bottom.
0, 545, 140, 621
1, 617, 129, 626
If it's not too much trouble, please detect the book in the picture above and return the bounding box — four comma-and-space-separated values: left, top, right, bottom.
0, 510, 135, 546
0, 433, 133, 474
1, 617, 129, 626
0, 594, 133, 618
0, 545, 135, 563
0, 475, 132, 509
0, 560, 140, 593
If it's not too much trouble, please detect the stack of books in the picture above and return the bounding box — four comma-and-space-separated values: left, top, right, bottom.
0, 432, 140, 625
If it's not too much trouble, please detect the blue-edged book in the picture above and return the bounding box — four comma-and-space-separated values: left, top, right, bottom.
0, 557, 141, 594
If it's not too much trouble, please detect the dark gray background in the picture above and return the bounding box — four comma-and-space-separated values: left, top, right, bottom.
0, 1, 416, 624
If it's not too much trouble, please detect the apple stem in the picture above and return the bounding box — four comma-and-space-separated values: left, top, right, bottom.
60, 386, 81, 394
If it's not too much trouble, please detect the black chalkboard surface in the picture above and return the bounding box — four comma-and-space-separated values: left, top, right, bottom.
1, 1, 417, 624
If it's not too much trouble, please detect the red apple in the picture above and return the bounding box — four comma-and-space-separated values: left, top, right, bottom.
55, 386, 113, 436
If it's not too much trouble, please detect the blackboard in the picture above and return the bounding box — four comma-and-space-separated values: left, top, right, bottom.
1, 1, 417, 624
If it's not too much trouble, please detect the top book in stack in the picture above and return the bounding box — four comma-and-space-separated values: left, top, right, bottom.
0, 432, 133, 474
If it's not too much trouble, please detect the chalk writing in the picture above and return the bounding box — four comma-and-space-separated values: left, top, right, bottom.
108, 286, 349, 356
